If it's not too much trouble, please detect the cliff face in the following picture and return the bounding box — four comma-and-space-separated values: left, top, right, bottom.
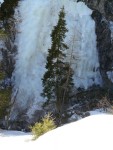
81, 0, 113, 20
83, 0, 113, 21
79, 0, 113, 88
1, 0, 113, 130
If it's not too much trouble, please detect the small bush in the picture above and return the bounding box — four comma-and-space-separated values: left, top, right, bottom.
0, 88, 11, 119
0, 71, 5, 80
30, 113, 56, 140
0, 29, 7, 39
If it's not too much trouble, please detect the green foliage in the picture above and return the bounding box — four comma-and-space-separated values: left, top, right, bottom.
41, 7, 74, 107
0, 71, 5, 80
0, 0, 18, 79
30, 113, 56, 140
0, 88, 11, 119
0, 62, 5, 80
0, 0, 19, 20
0, 29, 7, 38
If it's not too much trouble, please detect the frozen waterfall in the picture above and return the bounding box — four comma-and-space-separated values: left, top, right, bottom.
12, 0, 101, 119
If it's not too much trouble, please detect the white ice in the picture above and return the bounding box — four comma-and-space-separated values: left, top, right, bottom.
12, 0, 101, 118
0, 0, 3, 4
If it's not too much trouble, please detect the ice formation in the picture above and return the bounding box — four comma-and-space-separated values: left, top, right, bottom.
12, 0, 101, 118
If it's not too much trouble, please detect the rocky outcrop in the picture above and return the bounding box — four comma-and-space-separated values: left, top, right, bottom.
104, 0, 113, 21
80, 0, 113, 20
79, 0, 113, 89
91, 11, 113, 89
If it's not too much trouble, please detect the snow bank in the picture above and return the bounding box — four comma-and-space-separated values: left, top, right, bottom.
0, 114, 113, 150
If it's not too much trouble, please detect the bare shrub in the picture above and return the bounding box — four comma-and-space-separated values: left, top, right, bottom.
97, 96, 111, 111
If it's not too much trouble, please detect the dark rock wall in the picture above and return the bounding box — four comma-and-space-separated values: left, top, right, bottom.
79, 0, 113, 89
80, 0, 113, 20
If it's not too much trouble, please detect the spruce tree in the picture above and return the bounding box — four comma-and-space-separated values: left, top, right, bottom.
42, 7, 74, 111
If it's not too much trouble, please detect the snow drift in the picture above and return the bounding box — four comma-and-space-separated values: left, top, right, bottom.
0, 115, 113, 150
12, 0, 101, 118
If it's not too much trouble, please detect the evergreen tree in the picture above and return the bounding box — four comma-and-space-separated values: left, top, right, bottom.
0, 0, 19, 20
42, 7, 74, 111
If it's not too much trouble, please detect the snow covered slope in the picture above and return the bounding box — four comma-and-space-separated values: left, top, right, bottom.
12, 0, 101, 118
0, 115, 113, 150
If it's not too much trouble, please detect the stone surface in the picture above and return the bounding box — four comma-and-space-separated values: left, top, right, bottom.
79, 0, 113, 89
